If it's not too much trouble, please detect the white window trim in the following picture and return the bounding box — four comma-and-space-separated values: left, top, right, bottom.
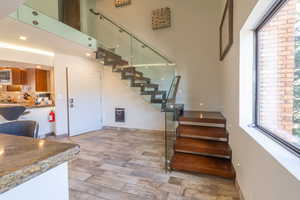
239, 0, 300, 181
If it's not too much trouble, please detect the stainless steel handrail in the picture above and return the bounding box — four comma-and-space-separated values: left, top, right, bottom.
89, 9, 174, 64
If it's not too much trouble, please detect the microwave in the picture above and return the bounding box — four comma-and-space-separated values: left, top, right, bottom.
0, 69, 12, 85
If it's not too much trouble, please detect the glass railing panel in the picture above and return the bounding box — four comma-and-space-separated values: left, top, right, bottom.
93, 16, 132, 63
131, 38, 175, 92
165, 110, 177, 172
131, 37, 167, 65
10, 4, 97, 50
80, 0, 97, 38
24, 0, 59, 20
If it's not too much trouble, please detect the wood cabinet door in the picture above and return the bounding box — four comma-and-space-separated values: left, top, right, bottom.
35, 69, 48, 92
11, 68, 21, 85
20, 70, 27, 85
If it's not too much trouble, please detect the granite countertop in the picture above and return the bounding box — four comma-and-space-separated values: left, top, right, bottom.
0, 134, 80, 194
0, 104, 55, 109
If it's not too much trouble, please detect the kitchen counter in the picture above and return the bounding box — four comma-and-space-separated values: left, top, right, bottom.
25, 104, 55, 109
0, 104, 55, 109
0, 134, 79, 194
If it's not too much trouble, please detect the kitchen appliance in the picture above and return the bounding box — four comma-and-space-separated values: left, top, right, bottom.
0, 69, 12, 85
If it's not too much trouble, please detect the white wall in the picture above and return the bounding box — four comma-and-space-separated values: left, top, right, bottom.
102, 66, 165, 130
53, 53, 102, 135
95, 0, 222, 111
219, 0, 300, 199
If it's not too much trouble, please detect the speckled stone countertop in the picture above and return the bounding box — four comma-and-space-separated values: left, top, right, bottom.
0, 134, 80, 194
0, 104, 55, 109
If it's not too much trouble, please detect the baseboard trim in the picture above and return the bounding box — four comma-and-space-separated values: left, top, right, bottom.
103, 126, 164, 134
235, 179, 245, 200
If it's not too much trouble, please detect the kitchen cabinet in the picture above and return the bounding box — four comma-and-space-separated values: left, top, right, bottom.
11, 68, 27, 85
35, 69, 48, 92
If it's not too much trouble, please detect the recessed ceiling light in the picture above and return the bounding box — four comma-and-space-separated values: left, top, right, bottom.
86, 53, 91, 57
19, 36, 27, 41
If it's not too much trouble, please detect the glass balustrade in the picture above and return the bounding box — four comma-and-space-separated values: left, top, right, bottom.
9, 1, 97, 50
89, 9, 177, 107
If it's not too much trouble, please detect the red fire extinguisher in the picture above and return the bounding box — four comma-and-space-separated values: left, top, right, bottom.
49, 110, 56, 122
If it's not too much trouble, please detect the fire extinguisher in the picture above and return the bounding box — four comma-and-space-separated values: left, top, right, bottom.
49, 110, 55, 122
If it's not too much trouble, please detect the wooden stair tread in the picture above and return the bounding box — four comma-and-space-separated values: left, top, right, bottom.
175, 138, 231, 157
171, 153, 235, 179
151, 98, 164, 104
141, 91, 166, 95
179, 111, 226, 124
178, 125, 228, 141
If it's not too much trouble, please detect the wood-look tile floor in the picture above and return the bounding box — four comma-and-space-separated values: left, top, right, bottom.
53, 129, 240, 200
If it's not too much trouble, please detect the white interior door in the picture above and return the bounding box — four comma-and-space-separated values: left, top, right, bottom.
67, 67, 102, 136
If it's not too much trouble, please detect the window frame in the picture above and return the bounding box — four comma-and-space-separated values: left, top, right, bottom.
254, 0, 300, 156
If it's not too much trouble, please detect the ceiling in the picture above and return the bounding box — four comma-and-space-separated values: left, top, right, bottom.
0, 17, 95, 58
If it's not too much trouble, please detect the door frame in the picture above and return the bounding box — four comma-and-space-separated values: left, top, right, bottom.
66, 66, 103, 136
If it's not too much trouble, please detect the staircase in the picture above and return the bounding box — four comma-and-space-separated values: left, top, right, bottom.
96, 47, 171, 109
170, 111, 236, 179
91, 10, 235, 180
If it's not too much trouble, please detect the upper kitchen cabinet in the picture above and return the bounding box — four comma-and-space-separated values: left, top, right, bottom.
35, 69, 48, 92
12, 68, 27, 85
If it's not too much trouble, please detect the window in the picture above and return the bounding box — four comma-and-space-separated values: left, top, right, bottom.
256, 0, 300, 154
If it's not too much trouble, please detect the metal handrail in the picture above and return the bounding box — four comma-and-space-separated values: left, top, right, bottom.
89, 9, 174, 64
166, 76, 181, 104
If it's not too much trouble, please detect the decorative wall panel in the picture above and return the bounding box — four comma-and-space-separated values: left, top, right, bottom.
115, 0, 131, 8
152, 7, 171, 30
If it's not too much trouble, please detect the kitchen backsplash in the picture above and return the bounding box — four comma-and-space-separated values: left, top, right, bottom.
0, 86, 53, 105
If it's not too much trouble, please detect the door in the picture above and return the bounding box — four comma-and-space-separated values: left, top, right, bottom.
67, 67, 102, 136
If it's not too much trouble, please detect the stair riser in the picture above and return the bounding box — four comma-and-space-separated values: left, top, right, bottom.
171, 167, 235, 179
179, 135, 228, 142
175, 150, 231, 159
179, 118, 226, 124
180, 122, 225, 128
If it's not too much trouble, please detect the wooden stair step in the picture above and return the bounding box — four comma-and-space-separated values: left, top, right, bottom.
134, 76, 150, 82
178, 125, 228, 141
171, 152, 235, 179
142, 83, 159, 88
175, 138, 231, 158
151, 98, 164, 104
118, 60, 129, 66
179, 111, 226, 124
122, 69, 143, 77
122, 75, 150, 82
141, 90, 166, 96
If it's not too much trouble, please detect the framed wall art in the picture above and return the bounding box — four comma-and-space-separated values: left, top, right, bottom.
219, 0, 233, 61
115, 0, 131, 8
152, 7, 171, 30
